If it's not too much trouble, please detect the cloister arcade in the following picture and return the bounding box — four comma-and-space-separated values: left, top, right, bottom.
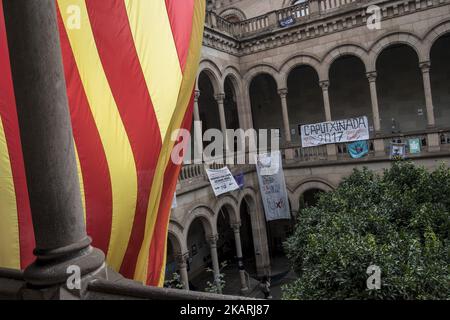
194, 28, 450, 150
166, 183, 329, 293
166, 6, 450, 294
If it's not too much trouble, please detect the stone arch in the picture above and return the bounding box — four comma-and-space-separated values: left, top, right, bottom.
368, 32, 425, 71
279, 54, 321, 88
198, 59, 222, 94
182, 205, 216, 246
321, 44, 369, 80
292, 178, 335, 210
237, 187, 270, 276
237, 187, 259, 222
243, 64, 282, 90
213, 195, 240, 227
218, 7, 247, 21
245, 64, 284, 134
287, 190, 297, 213
222, 67, 248, 129
168, 222, 186, 255
423, 19, 450, 61
222, 66, 243, 97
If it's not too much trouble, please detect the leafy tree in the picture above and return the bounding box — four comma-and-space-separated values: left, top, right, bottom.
283, 161, 450, 300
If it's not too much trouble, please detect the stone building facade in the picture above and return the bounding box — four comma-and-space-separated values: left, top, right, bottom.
167, 0, 450, 293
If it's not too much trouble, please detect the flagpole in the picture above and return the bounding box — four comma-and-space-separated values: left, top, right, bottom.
2, 0, 105, 294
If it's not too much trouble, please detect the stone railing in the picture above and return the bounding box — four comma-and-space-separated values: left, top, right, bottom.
238, 13, 272, 37
205, 0, 360, 39
278, 1, 311, 20
214, 14, 237, 35
177, 129, 450, 185
179, 163, 205, 181
382, 132, 428, 154
285, 144, 328, 161
204, 0, 450, 55
320, 0, 358, 12
440, 131, 450, 151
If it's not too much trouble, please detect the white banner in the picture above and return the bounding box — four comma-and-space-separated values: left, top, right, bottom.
206, 166, 240, 197
301, 116, 370, 148
255, 151, 291, 222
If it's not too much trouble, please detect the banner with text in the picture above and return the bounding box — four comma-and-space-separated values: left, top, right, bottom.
255, 151, 291, 221
206, 167, 240, 197
301, 116, 370, 148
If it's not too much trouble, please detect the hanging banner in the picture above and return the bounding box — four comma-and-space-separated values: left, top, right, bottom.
206, 167, 240, 197
301, 116, 370, 148
390, 143, 406, 159
255, 151, 291, 221
408, 138, 421, 154
234, 172, 245, 189
279, 16, 295, 28
347, 140, 369, 159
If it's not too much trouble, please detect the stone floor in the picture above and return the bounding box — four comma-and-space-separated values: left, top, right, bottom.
189, 254, 297, 300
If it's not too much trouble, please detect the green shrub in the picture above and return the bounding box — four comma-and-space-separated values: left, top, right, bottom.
283, 161, 450, 300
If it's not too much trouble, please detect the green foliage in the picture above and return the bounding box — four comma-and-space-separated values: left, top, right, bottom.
164, 272, 185, 290
205, 261, 228, 294
283, 161, 450, 300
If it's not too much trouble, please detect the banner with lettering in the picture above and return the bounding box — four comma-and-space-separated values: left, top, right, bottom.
255, 151, 291, 222
206, 167, 240, 197
301, 116, 370, 148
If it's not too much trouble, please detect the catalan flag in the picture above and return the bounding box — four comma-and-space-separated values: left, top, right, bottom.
0, 0, 205, 286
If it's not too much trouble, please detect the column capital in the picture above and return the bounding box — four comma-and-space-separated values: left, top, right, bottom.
419, 61, 431, 73
231, 223, 241, 232
175, 252, 190, 266
194, 90, 201, 102
366, 71, 377, 83
215, 93, 225, 103
278, 88, 288, 98
319, 80, 330, 90
208, 234, 219, 245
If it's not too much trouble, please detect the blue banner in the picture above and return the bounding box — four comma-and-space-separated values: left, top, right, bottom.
347, 140, 369, 159
234, 172, 245, 189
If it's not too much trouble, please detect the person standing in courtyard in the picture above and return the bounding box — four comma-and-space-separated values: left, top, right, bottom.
260, 276, 272, 299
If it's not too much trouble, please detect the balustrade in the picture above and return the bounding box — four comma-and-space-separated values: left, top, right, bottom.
206, 0, 363, 38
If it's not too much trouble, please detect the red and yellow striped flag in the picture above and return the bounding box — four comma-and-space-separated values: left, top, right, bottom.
0, 0, 205, 286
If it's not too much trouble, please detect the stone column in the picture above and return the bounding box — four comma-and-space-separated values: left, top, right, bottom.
319, 80, 337, 160
176, 253, 190, 291
367, 72, 386, 156
193, 90, 203, 162
2, 0, 104, 289
419, 62, 436, 128
278, 89, 294, 160
366, 72, 381, 132
278, 88, 292, 143
215, 93, 228, 151
208, 234, 222, 294
319, 80, 332, 121
231, 223, 249, 293
242, 89, 255, 131
309, 0, 321, 17
419, 62, 440, 152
